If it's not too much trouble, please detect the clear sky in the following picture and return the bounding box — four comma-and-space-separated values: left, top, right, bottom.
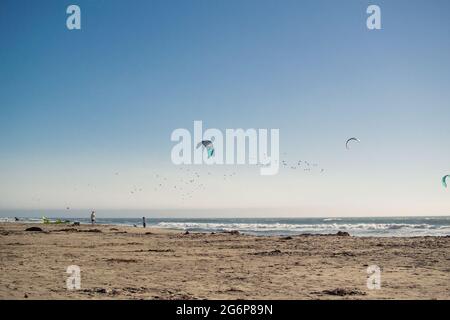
0, 0, 449, 217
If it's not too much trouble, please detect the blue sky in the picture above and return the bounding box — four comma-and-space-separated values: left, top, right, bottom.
0, 0, 449, 217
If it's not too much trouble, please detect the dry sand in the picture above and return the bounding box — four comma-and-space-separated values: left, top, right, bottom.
1, 222, 449, 300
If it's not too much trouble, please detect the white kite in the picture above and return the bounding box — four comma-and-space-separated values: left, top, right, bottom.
346, 137, 360, 150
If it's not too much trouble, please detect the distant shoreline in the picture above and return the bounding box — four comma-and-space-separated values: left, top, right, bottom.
1, 216, 449, 237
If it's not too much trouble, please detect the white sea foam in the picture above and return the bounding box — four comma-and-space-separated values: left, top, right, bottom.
156, 221, 450, 237
2, 215, 449, 237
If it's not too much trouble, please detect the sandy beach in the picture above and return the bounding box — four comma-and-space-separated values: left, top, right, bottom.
0, 222, 449, 300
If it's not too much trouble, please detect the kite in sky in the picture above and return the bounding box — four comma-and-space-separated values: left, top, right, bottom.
442, 175, 450, 188
346, 137, 360, 150
196, 139, 215, 158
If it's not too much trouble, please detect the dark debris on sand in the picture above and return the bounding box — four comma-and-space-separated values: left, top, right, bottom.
298, 231, 351, 237
250, 249, 284, 256
320, 288, 366, 296
25, 227, 43, 232
80, 229, 102, 233
105, 258, 139, 263
53, 228, 79, 232
222, 230, 240, 235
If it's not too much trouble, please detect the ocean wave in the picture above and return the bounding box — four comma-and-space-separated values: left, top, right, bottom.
3, 216, 449, 237
156, 221, 450, 237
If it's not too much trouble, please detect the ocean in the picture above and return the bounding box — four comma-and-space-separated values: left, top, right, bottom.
2, 216, 450, 237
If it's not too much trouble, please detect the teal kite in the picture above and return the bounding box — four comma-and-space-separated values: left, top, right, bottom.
196, 139, 215, 158
443, 175, 450, 188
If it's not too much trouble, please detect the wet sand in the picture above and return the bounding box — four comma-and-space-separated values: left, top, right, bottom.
0, 222, 449, 299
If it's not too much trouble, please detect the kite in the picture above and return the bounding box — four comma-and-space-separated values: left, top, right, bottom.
346, 137, 360, 150
196, 139, 215, 158
442, 175, 450, 188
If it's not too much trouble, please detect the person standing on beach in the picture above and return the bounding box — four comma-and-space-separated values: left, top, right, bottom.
142, 216, 146, 228
90, 211, 96, 225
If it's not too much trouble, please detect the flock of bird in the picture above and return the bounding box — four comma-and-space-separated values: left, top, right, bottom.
36, 138, 354, 207
150, 167, 239, 201
34, 137, 449, 208
281, 158, 324, 173
137, 153, 326, 201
